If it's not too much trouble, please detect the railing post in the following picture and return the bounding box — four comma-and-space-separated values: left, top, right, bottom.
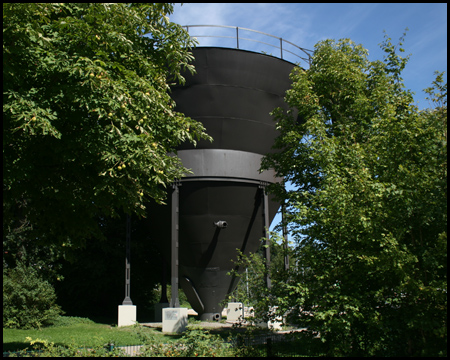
236, 26, 239, 49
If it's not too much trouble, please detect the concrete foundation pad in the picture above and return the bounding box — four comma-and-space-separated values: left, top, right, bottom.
227, 302, 244, 322
162, 307, 188, 333
268, 319, 283, 331
118, 305, 137, 327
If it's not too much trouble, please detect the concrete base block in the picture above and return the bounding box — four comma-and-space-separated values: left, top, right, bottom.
118, 305, 137, 327
268, 318, 283, 330
254, 306, 282, 330
244, 306, 255, 318
254, 318, 282, 330
154, 302, 170, 322
227, 302, 244, 322
162, 307, 188, 333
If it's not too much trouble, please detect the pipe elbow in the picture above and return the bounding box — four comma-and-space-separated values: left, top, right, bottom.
213, 221, 228, 229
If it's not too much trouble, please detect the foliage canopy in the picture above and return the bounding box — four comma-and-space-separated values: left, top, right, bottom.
3, 3, 211, 249
260, 33, 447, 356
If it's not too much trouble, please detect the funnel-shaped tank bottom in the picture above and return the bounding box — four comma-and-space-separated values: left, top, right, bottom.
145, 181, 280, 319
175, 180, 279, 319
180, 268, 238, 320
180, 266, 240, 318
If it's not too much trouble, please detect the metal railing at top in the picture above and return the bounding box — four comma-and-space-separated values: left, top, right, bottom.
182, 25, 312, 68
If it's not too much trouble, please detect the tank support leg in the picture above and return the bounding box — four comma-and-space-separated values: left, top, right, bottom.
122, 214, 133, 305
282, 203, 289, 271
171, 181, 181, 308
260, 182, 271, 289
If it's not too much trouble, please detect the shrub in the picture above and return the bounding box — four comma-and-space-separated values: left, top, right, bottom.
3, 264, 63, 329
131, 324, 234, 357
179, 327, 233, 357
8, 337, 126, 357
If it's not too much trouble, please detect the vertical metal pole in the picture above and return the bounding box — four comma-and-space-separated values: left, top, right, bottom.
280, 38, 283, 59
122, 214, 132, 305
246, 267, 249, 299
171, 181, 180, 308
282, 203, 289, 271
236, 27, 239, 49
261, 183, 271, 289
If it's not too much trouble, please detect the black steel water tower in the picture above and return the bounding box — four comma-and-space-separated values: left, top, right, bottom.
150, 27, 311, 321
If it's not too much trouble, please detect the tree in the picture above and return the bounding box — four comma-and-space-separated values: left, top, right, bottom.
3, 263, 63, 329
225, 232, 292, 315
261, 34, 447, 356
3, 3, 211, 249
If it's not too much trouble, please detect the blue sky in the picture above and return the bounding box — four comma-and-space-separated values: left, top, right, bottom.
170, 3, 447, 110
169, 3, 447, 233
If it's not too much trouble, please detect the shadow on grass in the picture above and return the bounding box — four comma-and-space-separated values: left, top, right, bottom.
3, 341, 66, 353
87, 316, 116, 326
3, 341, 31, 352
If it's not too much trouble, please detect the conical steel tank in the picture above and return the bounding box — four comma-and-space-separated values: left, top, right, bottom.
155, 47, 297, 320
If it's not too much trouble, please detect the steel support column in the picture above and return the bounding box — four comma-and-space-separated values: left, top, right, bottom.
260, 182, 271, 289
170, 181, 181, 308
282, 203, 289, 271
122, 214, 133, 305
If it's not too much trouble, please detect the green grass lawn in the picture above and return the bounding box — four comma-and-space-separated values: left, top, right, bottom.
4, 316, 320, 357
3, 317, 180, 353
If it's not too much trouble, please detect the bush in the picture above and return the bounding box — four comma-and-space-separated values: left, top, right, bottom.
9, 337, 126, 357
3, 264, 63, 329
132, 324, 234, 357
179, 328, 233, 357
